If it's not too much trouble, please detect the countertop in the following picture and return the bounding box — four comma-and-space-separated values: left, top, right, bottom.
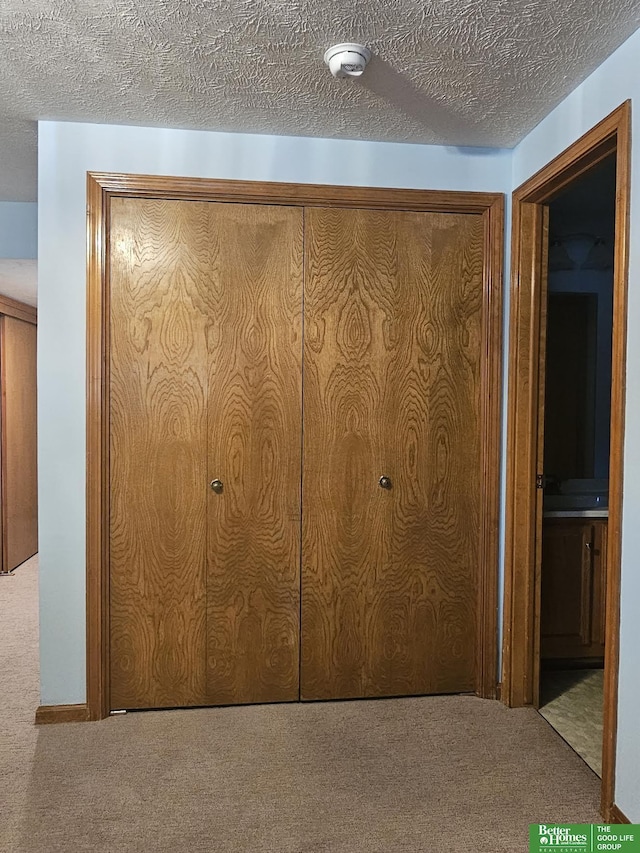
543, 509, 609, 519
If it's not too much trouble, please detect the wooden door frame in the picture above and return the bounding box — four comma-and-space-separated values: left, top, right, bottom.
0, 294, 37, 325
501, 101, 631, 819
86, 173, 504, 721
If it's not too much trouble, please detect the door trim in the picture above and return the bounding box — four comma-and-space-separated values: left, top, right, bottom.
501, 101, 630, 820
86, 173, 504, 720
0, 294, 37, 325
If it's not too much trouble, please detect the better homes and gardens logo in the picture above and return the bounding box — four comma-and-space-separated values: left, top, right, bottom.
530, 825, 640, 853
535, 825, 588, 850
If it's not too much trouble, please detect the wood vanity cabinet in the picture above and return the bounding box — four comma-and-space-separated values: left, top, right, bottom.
540, 518, 607, 662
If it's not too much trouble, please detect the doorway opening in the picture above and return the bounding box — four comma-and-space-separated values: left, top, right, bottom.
502, 102, 630, 821
537, 156, 616, 776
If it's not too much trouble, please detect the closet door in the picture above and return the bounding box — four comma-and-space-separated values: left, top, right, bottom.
301, 207, 484, 700
109, 198, 302, 710
110, 198, 212, 709
0, 315, 38, 572
206, 203, 303, 705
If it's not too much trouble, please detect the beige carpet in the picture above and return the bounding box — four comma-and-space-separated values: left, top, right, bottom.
1, 557, 601, 853
539, 669, 604, 776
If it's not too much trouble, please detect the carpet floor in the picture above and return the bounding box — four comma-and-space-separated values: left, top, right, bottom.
1, 556, 602, 852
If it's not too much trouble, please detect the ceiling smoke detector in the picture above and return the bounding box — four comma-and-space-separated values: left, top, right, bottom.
324, 43, 371, 79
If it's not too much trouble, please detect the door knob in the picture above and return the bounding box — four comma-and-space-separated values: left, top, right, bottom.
379, 476, 392, 490
210, 479, 224, 494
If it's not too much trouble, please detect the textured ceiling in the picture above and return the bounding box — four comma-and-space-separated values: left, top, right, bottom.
1, 0, 639, 201
0, 259, 37, 306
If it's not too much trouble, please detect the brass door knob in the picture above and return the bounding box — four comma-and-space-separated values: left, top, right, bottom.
379, 476, 392, 490
210, 479, 224, 494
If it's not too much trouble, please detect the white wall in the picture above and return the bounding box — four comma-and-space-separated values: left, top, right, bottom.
513, 25, 640, 821
0, 201, 37, 258
37, 121, 511, 707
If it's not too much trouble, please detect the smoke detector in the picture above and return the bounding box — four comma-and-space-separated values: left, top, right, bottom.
324, 43, 371, 79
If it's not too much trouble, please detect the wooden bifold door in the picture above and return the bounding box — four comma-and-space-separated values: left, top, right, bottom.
109, 199, 302, 708
105, 187, 496, 712
0, 307, 38, 575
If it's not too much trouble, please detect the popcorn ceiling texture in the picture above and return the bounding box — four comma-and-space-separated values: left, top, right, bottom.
1, 0, 639, 200
0, 260, 37, 306
0, 120, 38, 202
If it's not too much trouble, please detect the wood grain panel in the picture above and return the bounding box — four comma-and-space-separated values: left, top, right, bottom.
301, 208, 484, 700
206, 204, 302, 704
109, 198, 211, 709
1, 315, 38, 571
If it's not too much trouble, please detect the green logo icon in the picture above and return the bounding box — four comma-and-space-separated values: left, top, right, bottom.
530, 824, 640, 853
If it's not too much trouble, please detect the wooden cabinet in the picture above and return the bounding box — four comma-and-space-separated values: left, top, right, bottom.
0, 298, 38, 574
540, 517, 607, 662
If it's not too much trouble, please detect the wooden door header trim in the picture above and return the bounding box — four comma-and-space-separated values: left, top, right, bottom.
512, 101, 629, 204
0, 294, 37, 325
88, 172, 502, 214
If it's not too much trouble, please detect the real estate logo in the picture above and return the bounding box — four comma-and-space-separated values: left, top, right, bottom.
533, 825, 588, 851
529, 825, 640, 853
